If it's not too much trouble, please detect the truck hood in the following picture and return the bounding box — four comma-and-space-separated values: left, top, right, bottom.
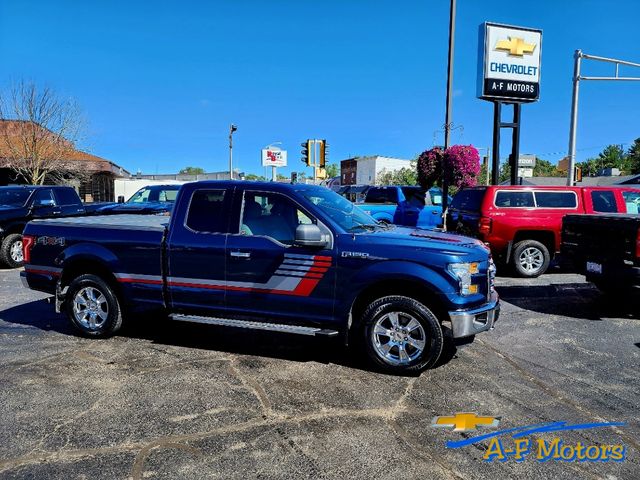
351, 226, 489, 262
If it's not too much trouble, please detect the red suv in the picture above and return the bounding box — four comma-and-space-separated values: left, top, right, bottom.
448, 185, 640, 277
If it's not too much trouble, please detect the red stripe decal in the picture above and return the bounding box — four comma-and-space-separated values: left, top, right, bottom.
314, 255, 332, 262
25, 268, 60, 277
118, 277, 163, 285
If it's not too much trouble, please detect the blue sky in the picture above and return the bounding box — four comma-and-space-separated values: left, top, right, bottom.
1, 0, 639, 177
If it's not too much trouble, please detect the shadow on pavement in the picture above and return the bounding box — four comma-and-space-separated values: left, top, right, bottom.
496, 283, 640, 320
0, 299, 459, 375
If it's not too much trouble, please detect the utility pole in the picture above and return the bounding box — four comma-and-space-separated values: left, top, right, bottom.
441, 0, 456, 230
228, 124, 237, 180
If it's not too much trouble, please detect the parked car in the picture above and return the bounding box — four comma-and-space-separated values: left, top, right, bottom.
447, 185, 640, 278
96, 184, 180, 215
0, 185, 105, 268
20, 181, 498, 374
358, 186, 448, 229
561, 213, 640, 294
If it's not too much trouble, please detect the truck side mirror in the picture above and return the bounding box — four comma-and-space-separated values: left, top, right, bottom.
295, 224, 327, 248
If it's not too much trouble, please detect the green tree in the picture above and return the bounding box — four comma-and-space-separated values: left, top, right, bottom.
179, 166, 205, 175
244, 173, 266, 181
597, 145, 626, 170
625, 138, 640, 174
325, 163, 339, 178
498, 162, 511, 183
377, 163, 418, 186
533, 158, 562, 177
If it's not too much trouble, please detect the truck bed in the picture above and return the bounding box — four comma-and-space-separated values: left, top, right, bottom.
30, 214, 169, 231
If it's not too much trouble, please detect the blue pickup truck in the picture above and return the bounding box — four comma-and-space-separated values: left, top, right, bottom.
20, 181, 498, 374
358, 186, 448, 228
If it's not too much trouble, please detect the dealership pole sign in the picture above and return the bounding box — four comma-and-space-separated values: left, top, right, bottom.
478, 22, 542, 102
261, 147, 287, 168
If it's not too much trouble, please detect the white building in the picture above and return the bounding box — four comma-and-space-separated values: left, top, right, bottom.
341, 156, 413, 185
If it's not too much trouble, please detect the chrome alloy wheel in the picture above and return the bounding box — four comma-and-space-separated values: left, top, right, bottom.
518, 247, 544, 274
10, 239, 23, 263
371, 312, 427, 366
73, 287, 109, 330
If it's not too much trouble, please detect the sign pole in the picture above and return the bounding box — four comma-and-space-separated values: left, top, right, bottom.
567, 50, 582, 186
491, 102, 501, 185
510, 103, 521, 186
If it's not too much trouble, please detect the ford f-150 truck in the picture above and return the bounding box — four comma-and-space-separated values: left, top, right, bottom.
561, 214, 640, 294
0, 185, 105, 268
20, 181, 498, 374
358, 186, 447, 228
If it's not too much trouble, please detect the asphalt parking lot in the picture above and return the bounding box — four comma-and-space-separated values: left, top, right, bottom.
0, 267, 638, 479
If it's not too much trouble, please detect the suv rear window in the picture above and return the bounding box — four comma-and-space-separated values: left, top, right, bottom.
495, 191, 535, 208
364, 188, 398, 204
450, 189, 485, 211
534, 191, 577, 208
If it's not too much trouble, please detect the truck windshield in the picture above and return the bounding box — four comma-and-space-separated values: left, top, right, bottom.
0, 188, 33, 207
302, 187, 382, 232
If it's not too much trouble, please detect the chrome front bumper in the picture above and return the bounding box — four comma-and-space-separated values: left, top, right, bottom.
448, 291, 499, 338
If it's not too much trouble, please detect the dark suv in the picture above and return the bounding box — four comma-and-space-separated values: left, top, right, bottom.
0, 185, 91, 267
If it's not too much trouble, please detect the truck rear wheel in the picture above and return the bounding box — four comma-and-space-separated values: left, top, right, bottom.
361, 296, 443, 374
65, 274, 123, 337
0, 233, 24, 268
512, 240, 550, 278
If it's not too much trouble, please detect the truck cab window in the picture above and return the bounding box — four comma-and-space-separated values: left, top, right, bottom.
185, 189, 227, 233
240, 192, 311, 245
622, 191, 640, 214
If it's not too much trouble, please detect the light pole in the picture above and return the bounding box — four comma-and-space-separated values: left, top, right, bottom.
441, 0, 456, 230
229, 123, 237, 180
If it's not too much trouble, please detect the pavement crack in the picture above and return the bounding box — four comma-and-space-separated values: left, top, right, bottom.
227, 356, 273, 418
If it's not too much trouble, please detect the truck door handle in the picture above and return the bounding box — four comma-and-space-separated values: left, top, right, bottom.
230, 251, 251, 259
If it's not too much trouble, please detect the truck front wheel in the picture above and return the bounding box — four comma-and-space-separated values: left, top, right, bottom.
65, 274, 123, 337
361, 296, 443, 374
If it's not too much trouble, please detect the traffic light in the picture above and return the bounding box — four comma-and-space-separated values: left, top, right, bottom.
574, 166, 583, 183
301, 139, 311, 166
291, 172, 298, 183
319, 139, 329, 168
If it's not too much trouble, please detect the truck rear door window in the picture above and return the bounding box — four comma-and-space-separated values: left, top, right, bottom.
534, 191, 577, 208
622, 191, 640, 214
400, 187, 427, 207
591, 190, 617, 213
494, 191, 535, 208
185, 189, 227, 233
55, 188, 81, 206
240, 192, 312, 245
364, 188, 398, 204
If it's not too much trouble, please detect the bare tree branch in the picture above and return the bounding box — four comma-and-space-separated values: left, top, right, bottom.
0, 80, 87, 185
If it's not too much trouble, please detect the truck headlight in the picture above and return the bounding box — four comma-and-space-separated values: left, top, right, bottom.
448, 262, 480, 296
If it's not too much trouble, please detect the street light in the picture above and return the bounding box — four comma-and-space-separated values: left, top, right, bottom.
229, 123, 238, 180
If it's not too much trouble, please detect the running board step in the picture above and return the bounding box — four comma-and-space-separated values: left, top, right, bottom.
170, 314, 339, 337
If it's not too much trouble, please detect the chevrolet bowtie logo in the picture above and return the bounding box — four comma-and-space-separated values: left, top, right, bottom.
431, 413, 500, 432
495, 37, 536, 57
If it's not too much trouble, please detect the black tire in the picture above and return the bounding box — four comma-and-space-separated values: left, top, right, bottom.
512, 239, 550, 278
361, 295, 443, 374
65, 274, 123, 337
0, 233, 24, 268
